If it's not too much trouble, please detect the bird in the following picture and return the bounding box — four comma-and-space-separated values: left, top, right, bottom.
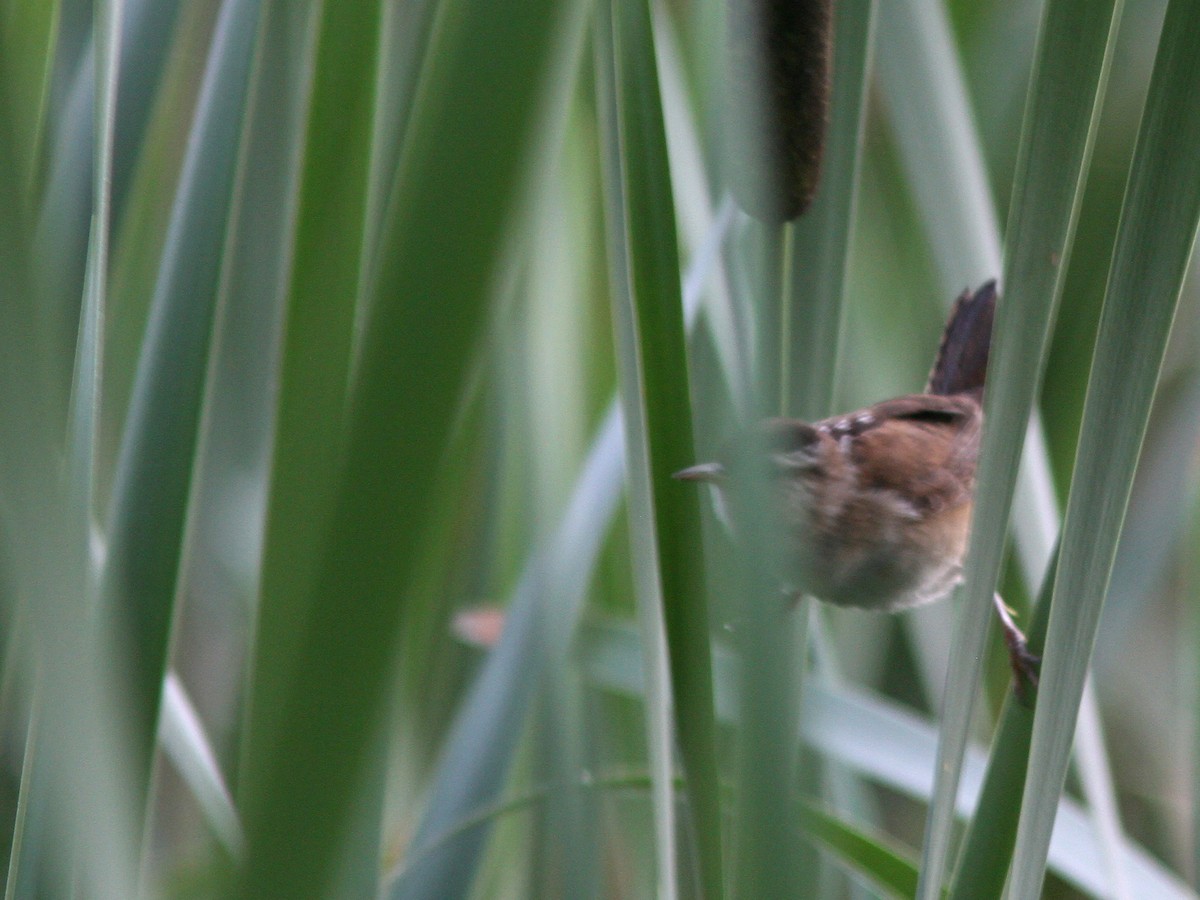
675, 281, 1039, 698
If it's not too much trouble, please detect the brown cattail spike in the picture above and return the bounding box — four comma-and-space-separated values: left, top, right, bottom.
726, 0, 834, 222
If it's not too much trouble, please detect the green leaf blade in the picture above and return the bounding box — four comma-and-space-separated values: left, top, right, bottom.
1009, 2, 1200, 894
931, 0, 1122, 894
598, 0, 724, 893
236, 0, 584, 896
101, 0, 264, 806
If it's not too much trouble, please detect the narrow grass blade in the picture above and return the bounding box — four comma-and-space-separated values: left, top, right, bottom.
160, 673, 243, 856
237, 0, 379, 842
0, 1, 140, 893
1074, 678, 1133, 898
1009, 3, 1200, 894
175, 0, 311, 768
0, 0, 59, 200
949, 546, 1056, 898
6, 6, 139, 885
366, 0, 438, 275
235, 0, 585, 895
34, 0, 184, 414
159, 12, 312, 878
717, 58, 815, 900
597, 0, 723, 893
101, 5, 224, 487
920, 0, 1123, 894
535, 672, 601, 899
107, 0, 185, 224
3, 701, 38, 900
594, 12, 679, 897
801, 803, 918, 899
82, 0, 121, 504
726, 251, 807, 897
100, 0, 263, 803
653, 6, 746, 402
1190, 473, 1200, 891
31, 42, 92, 414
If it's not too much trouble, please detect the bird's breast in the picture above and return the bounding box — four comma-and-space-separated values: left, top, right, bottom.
790, 486, 972, 612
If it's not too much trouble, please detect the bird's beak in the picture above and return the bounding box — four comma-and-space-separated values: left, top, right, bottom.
672, 462, 726, 483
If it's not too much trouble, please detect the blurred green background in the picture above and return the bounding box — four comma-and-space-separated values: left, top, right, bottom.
0, 0, 1197, 897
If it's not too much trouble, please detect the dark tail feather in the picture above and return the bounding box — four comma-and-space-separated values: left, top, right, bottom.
926, 280, 997, 398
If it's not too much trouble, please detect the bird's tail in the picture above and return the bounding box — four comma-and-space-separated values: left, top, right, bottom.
926, 279, 997, 399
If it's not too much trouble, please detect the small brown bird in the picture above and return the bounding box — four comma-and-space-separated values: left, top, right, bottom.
676, 281, 1038, 696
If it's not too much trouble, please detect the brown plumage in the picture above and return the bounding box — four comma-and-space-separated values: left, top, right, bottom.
763, 393, 980, 611
676, 281, 1038, 695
